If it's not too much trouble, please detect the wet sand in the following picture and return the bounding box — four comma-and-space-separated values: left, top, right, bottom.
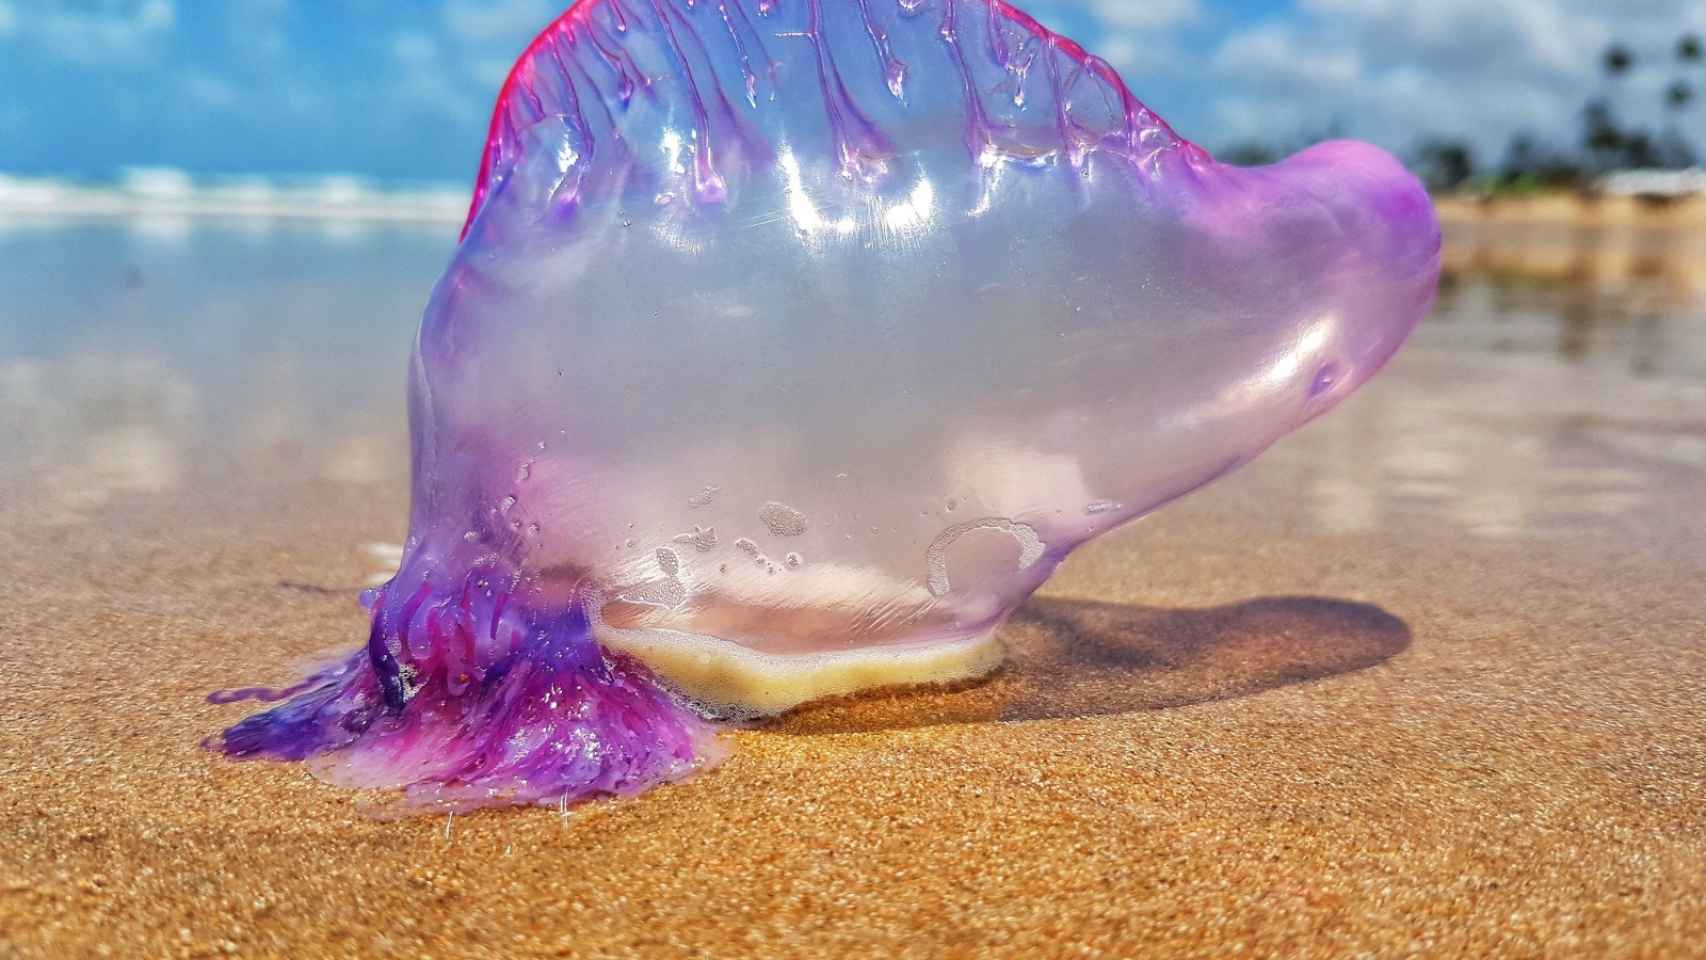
2, 226, 1704, 957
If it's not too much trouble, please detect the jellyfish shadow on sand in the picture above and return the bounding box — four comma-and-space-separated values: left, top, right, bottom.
773, 596, 1410, 735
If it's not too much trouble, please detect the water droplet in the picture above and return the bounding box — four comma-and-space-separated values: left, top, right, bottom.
672, 525, 718, 551
624, 538, 637, 548
655, 547, 680, 576
463, 530, 480, 543
924, 518, 1047, 598
1310, 362, 1342, 399
759, 501, 808, 537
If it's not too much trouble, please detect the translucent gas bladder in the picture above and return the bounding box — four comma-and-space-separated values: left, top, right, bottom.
213, 0, 1440, 810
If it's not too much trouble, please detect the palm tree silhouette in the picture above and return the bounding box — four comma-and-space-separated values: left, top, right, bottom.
1670, 35, 1702, 166
1679, 34, 1702, 65
1669, 81, 1696, 112
1603, 44, 1634, 78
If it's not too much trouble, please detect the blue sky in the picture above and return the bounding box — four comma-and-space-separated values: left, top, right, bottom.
2, 0, 1702, 182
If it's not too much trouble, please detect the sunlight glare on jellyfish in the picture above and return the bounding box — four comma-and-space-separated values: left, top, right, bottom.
212, 0, 1441, 811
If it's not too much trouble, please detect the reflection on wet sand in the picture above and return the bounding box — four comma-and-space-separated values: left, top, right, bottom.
2, 217, 1699, 560
1270, 239, 1706, 545
0, 353, 195, 518
0, 222, 429, 521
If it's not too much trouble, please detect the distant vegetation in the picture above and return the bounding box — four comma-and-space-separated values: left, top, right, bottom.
1222, 33, 1703, 196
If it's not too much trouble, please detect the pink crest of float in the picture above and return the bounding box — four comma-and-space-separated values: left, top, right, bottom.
461, 0, 1203, 237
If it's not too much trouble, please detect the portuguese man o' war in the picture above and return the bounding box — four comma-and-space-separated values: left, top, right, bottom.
213, 0, 1440, 811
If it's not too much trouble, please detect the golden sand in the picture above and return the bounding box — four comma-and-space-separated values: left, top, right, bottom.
3, 290, 1704, 957
4, 471, 1703, 958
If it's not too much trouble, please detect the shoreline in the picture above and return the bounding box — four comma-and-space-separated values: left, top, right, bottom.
1436, 191, 1706, 293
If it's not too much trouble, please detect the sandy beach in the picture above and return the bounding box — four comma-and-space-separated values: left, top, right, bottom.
1437, 192, 1706, 297
2, 225, 1704, 957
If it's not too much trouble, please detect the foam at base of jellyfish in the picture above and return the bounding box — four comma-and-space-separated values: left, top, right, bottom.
598, 628, 1006, 718
213, 0, 1441, 812
596, 559, 1008, 712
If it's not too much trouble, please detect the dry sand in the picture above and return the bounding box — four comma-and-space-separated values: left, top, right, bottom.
3, 279, 1705, 958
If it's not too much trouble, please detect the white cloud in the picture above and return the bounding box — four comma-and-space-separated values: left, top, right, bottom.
394, 1, 565, 122
179, 70, 237, 110
391, 30, 438, 66
441, 0, 557, 42
389, 28, 484, 122
1047, 0, 1197, 77
1214, 23, 1362, 92
4, 0, 176, 66
469, 56, 516, 90
1298, 0, 1603, 77
1089, 0, 1200, 31
228, 0, 289, 63
1201, 0, 1706, 159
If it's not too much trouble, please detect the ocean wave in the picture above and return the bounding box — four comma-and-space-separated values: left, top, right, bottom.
0, 168, 467, 223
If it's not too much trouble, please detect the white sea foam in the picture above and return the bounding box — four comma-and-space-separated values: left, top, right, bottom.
0, 168, 467, 225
